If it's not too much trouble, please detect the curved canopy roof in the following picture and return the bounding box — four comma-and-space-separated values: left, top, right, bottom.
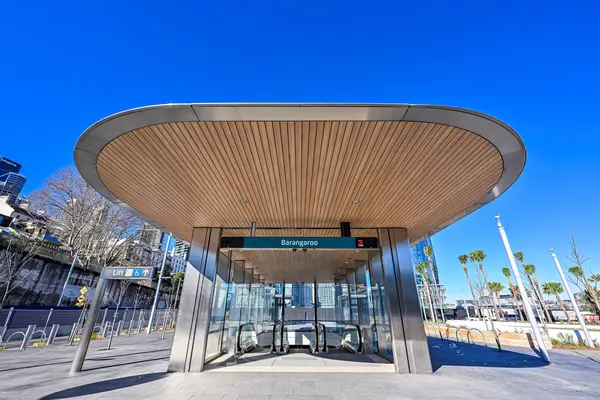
74, 104, 525, 244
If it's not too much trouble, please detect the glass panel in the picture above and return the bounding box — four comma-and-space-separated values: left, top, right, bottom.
347, 272, 359, 325
205, 252, 231, 358
369, 252, 393, 360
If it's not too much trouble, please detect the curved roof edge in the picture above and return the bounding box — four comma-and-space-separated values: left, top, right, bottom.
74, 103, 526, 244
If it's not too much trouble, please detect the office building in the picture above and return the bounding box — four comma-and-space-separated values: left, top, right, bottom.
0, 156, 27, 206
173, 239, 190, 260
411, 237, 439, 284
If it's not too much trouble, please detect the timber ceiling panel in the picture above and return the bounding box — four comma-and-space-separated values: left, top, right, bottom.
96, 120, 503, 243
230, 249, 376, 283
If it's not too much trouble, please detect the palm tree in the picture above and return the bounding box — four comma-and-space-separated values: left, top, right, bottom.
459, 254, 481, 318
569, 266, 600, 315
415, 261, 436, 322
502, 267, 524, 321
424, 245, 445, 322
515, 252, 550, 322
469, 250, 498, 319
487, 282, 506, 320
542, 282, 572, 323
523, 264, 553, 322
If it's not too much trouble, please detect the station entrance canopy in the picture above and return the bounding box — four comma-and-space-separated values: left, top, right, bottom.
74, 104, 525, 374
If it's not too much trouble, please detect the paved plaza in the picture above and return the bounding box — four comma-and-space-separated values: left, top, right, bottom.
0, 333, 599, 399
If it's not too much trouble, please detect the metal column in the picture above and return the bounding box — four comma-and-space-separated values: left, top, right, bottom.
378, 228, 432, 374
168, 227, 222, 372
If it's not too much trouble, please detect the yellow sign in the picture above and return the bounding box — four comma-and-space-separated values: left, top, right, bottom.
80, 287, 88, 294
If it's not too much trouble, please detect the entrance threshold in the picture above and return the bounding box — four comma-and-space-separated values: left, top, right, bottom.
205, 351, 395, 373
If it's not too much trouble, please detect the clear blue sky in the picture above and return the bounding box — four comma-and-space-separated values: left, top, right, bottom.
2, 1, 599, 301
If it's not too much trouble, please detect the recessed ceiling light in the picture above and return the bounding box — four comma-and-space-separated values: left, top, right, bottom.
239, 199, 249, 204
345, 261, 348, 264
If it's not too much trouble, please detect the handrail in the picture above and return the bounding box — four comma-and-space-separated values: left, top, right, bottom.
341, 323, 362, 353
272, 321, 282, 352
236, 322, 257, 354
455, 327, 469, 343
313, 322, 327, 352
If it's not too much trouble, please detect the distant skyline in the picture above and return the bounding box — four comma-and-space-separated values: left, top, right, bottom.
2, 1, 599, 302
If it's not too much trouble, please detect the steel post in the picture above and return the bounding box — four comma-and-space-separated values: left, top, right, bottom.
48, 324, 60, 345
496, 216, 550, 362
148, 233, 172, 334
70, 276, 108, 373
20, 325, 36, 351
58, 249, 79, 306
0, 307, 14, 341
551, 249, 595, 347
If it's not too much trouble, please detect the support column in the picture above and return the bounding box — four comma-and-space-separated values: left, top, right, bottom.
168, 227, 222, 372
378, 228, 432, 374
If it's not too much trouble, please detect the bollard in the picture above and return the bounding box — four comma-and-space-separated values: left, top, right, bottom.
68, 323, 78, 345
106, 321, 121, 351
47, 324, 60, 345
1, 307, 15, 342
101, 308, 108, 327
20, 325, 36, 351
43, 308, 53, 332
153, 312, 160, 333
161, 311, 169, 339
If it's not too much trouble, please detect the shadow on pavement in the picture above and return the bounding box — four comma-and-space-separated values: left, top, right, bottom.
38, 373, 167, 399
428, 337, 549, 371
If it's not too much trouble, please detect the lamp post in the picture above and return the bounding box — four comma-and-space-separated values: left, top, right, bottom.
550, 249, 595, 347
496, 216, 550, 362
147, 233, 172, 334
57, 249, 80, 306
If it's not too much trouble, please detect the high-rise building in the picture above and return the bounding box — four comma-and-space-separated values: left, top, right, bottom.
411, 237, 439, 284
173, 239, 191, 260
317, 283, 335, 308
139, 223, 164, 250
0, 156, 26, 206
291, 283, 314, 308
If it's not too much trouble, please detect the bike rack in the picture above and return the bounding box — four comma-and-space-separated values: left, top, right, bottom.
455, 327, 469, 343
0, 331, 25, 353
29, 330, 48, 350
467, 328, 486, 346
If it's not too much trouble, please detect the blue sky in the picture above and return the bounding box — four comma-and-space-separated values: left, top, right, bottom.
2, 1, 599, 301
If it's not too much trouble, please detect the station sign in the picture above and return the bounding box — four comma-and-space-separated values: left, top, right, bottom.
220, 236, 379, 250
101, 267, 157, 280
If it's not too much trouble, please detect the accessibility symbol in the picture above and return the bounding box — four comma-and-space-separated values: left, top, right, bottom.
133, 269, 142, 277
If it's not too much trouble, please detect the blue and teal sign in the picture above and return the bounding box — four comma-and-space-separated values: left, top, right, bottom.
221, 236, 378, 250
102, 267, 157, 280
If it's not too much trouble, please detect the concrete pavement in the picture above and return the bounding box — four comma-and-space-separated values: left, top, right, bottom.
0, 333, 598, 399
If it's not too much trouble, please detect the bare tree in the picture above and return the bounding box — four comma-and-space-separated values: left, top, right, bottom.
567, 231, 600, 315
0, 235, 41, 310
29, 166, 143, 272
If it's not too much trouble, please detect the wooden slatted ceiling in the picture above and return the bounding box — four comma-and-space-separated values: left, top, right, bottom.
230, 249, 375, 283
97, 121, 503, 243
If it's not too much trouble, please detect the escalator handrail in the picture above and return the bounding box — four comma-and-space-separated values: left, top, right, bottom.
313, 322, 327, 351
342, 323, 362, 353
236, 322, 257, 353
272, 320, 282, 351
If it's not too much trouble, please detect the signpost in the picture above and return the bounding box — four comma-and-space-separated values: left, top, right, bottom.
221, 236, 379, 250
76, 287, 88, 307
70, 265, 158, 373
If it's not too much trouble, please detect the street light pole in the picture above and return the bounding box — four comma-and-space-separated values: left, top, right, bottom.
550, 249, 595, 347
496, 216, 550, 362
147, 233, 172, 334
58, 249, 80, 306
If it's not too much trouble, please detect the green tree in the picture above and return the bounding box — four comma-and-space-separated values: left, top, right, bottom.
502, 267, 524, 321
524, 264, 553, 322
424, 245, 444, 322
458, 254, 481, 318
415, 261, 436, 322
542, 282, 572, 323
487, 282, 506, 320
